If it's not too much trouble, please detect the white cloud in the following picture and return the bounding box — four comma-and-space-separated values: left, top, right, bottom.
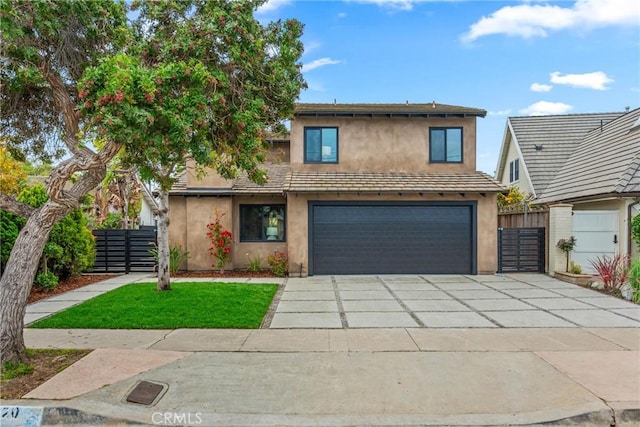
255, 0, 292, 14
302, 58, 342, 72
488, 109, 512, 116
530, 83, 553, 92
348, 0, 418, 11
550, 71, 613, 90
520, 101, 573, 116
462, 0, 640, 42
337, 12, 347, 19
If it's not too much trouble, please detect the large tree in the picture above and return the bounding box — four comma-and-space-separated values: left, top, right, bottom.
79, 0, 305, 290
0, 0, 127, 363
0, 0, 304, 362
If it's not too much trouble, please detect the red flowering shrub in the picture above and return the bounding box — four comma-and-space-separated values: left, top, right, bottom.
206, 211, 233, 272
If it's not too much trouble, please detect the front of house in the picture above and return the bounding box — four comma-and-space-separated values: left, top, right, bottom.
169, 103, 506, 276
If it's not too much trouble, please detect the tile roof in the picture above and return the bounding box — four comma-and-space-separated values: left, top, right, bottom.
285, 171, 506, 193
295, 102, 487, 118
502, 112, 623, 196
232, 162, 291, 193
537, 108, 640, 203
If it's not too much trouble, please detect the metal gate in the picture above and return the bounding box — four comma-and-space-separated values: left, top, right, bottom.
497, 227, 545, 273
91, 227, 157, 273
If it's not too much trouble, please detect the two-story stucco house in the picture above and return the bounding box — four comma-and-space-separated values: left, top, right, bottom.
169, 102, 506, 276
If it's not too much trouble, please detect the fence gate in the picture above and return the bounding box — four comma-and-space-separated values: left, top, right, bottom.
91, 227, 157, 273
497, 227, 545, 273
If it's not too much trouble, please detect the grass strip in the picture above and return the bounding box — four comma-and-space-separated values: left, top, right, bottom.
29, 282, 278, 329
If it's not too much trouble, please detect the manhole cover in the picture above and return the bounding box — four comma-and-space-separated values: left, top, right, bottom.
126, 381, 165, 405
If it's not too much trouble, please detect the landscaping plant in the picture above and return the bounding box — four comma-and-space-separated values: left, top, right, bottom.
589, 253, 629, 292
246, 253, 262, 273
267, 250, 288, 277
556, 236, 577, 272
569, 261, 583, 275
207, 211, 233, 273
628, 258, 640, 303
150, 244, 189, 274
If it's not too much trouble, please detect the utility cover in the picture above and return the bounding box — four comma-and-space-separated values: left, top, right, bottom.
126, 381, 165, 405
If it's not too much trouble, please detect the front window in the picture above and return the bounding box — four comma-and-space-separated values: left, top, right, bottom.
430, 127, 462, 163
240, 205, 286, 242
304, 127, 338, 163
509, 158, 520, 183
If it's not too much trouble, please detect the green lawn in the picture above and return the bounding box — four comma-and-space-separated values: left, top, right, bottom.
29, 282, 278, 329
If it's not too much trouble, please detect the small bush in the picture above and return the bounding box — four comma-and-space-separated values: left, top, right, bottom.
569, 261, 583, 274
590, 253, 629, 291
34, 271, 58, 290
267, 250, 288, 277
149, 244, 189, 274
246, 253, 262, 273
628, 258, 640, 303
98, 213, 123, 229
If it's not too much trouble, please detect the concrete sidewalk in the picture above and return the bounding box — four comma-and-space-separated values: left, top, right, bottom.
4, 273, 639, 426
5, 327, 640, 426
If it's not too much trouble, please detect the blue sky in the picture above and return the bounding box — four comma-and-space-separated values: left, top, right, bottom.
255, 0, 640, 175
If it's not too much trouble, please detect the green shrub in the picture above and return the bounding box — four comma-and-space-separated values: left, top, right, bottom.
569, 261, 583, 274
34, 271, 58, 290
246, 253, 262, 273
2, 184, 96, 279
98, 212, 123, 229
628, 258, 640, 304
150, 244, 189, 274
267, 250, 288, 277
0, 210, 25, 271
632, 214, 640, 245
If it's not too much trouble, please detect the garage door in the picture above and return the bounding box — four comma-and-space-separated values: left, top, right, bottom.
310, 202, 476, 275
572, 210, 619, 274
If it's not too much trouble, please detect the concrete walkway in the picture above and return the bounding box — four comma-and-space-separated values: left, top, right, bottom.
4, 273, 639, 426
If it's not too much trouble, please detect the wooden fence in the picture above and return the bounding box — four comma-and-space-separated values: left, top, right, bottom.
91, 227, 157, 273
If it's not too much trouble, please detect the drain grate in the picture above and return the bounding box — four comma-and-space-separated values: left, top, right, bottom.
126, 381, 165, 405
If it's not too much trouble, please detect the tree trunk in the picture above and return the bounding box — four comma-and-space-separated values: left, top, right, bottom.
156, 191, 171, 291
0, 203, 65, 363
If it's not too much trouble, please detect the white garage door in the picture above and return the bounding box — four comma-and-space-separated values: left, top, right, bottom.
571, 211, 618, 274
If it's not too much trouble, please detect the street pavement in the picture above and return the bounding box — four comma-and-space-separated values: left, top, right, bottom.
3, 273, 639, 426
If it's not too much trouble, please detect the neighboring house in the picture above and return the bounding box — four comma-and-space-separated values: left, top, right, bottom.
169, 102, 506, 276
495, 108, 640, 272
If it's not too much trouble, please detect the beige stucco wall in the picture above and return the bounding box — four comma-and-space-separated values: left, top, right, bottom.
286, 192, 498, 276
290, 117, 477, 173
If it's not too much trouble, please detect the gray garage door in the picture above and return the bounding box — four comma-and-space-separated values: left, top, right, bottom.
309, 202, 476, 275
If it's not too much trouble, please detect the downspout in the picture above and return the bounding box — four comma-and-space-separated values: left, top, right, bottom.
628, 199, 639, 260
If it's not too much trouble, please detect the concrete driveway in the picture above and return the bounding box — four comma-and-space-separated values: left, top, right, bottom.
269, 273, 640, 328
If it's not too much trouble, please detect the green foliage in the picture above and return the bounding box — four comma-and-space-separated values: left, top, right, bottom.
30, 282, 278, 329
246, 253, 262, 273
590, 254, 629, 292
627, 258, 640, 303
98, 213, 124, 229
569, 261, 583, 275
34, 271, 58, 290
150, 244, 189, 274
1, 360, 34, 380
77, 0, 305, 192
556, 236, 577, 272
0, 210, 25, 271
267, 250, 288, 277
6, 184, 96, 279
631, 214, 640, 245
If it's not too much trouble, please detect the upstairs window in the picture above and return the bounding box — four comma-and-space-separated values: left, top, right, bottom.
240, 205, 286, 242
304, 127, 338, 163
429, 128, 463, 163
509, 158, 520, 183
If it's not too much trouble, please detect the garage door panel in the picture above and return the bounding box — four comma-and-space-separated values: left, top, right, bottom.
311, 203, 474, 275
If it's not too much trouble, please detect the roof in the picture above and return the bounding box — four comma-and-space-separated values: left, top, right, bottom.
295, 102, 487, 118
285, 171, 506, 193
497, 112, 624, 196
537, 108, 640, 203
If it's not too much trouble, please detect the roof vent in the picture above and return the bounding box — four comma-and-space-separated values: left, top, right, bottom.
432, 101, 436, 108
534, 144, 543, 151
333, 98, 336, 105
625, 106, 630, 112
406, 100, 409, 105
